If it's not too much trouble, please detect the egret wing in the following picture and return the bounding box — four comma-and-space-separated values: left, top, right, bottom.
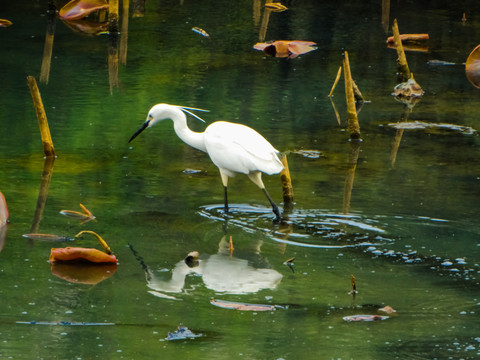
204, 122, 283, 175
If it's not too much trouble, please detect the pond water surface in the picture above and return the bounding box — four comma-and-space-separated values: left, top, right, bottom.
1, 0, 480, 359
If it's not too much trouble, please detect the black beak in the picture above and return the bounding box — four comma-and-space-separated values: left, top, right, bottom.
128, 120, 150, 143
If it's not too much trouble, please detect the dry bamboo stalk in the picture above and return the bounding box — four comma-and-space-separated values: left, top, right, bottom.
119, 0, 130, 65
328, 66, 342, 97
343, 52, 361, 139
392, 19, 410, 81
27, 76, 55, 157
280, 154, 294, 205
108, 0, 120, 94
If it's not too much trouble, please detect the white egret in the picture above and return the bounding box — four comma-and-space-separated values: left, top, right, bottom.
129, 103, 284, 220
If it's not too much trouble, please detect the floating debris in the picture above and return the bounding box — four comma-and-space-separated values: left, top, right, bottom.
293, 149, 325, 159
253, 40, 317, 59
60, 203, 96, 224
166, 326, 203, 341
388, 121, 476, 135
183, 168, 202, 174
427, 60, 456, 66
0, 19, 12, 28
386, 33, 429, 44
16, 321, 114, 326
211, 299, 277, 311
378, 306, 397, 315
192, 27, 209, 38
22, 233, 74, 242
265, 2, 288, 12
392, 77, 424, 98
343, 314, 390, 322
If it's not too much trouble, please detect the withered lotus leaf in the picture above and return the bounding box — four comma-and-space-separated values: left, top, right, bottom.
59, 0, 109, 20
254, 40, 317, 58
50, 247, 117, 263
466, 44, 480, 89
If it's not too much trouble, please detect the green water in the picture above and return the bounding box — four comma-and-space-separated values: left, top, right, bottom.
1, 0, 480, 359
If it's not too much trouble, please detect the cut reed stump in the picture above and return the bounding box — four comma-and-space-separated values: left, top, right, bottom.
27, 76, 55, 157
343, 52, 361, 140
392, 19, 411, 82
280, 154, 294, 206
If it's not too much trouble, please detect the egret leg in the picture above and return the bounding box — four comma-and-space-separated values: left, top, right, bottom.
224, 186, 229, 213
262, 188, 281, 221
220, 171, 229, 214
248, 172, 281, 220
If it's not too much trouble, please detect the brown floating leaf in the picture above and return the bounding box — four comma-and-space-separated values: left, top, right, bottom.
49, 247, 117, 263
0, 19, 12, 28
265, 3, 288, 12
253, 40, 317, 59
0, 192, 8, 226
211, 299, 276, 311
59, 0, 109, 20
386, 33, 429, 43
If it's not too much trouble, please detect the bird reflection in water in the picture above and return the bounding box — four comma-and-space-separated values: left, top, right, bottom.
139, 236, 282, 299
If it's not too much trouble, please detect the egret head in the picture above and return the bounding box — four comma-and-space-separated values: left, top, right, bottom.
129, 104, 208, 143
